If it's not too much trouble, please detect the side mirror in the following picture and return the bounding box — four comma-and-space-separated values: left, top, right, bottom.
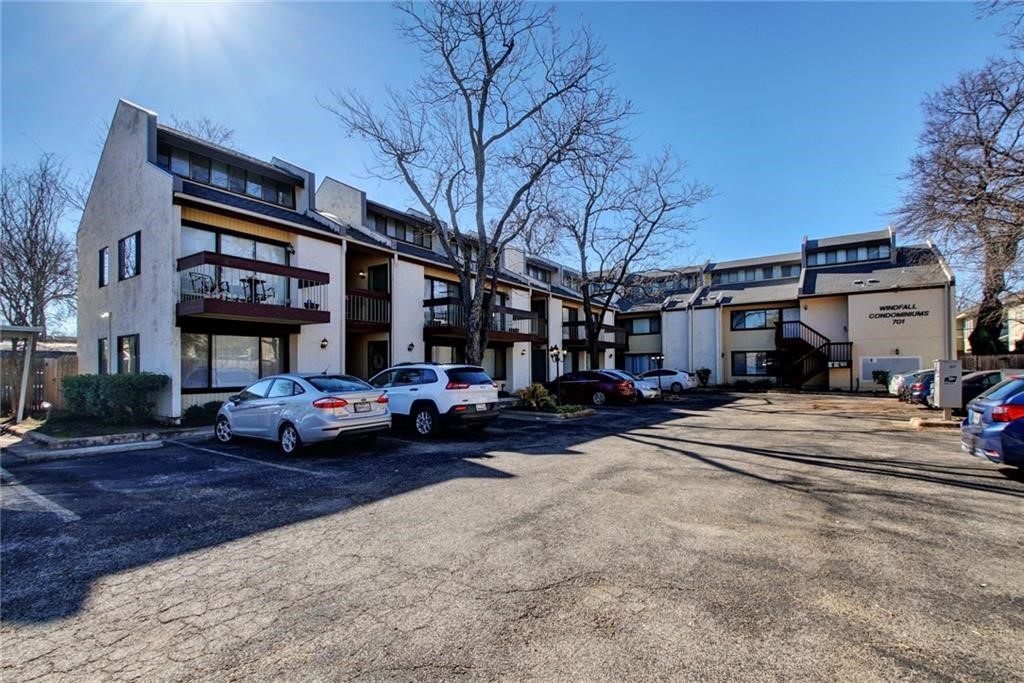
228, 395, 241, 405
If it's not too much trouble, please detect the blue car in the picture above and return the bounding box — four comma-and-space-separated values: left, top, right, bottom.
1002, 418, 1024, 468
960, 375, 1024, 466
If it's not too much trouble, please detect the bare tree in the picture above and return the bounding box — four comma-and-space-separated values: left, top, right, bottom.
550, 146, 710, 367
170, 115, 236, 148
895, 57, 1024, 354
324, 0, 627, 364
977, 1, 1024, 50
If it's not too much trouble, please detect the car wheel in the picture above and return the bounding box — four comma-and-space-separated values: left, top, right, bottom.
591, 391, 607, 406
671, 382, 683, 394
214, 416, 233, 443
279, 423, 302, 455
411, 405, 438, 437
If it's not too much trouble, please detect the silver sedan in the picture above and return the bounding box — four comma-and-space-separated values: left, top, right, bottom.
214, 373, 391, 454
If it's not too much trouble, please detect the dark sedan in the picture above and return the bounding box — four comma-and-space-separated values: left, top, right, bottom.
547, 370, 637, 406
908, 371, 935, 406
1000, 418, 1024, 469
957, 371, 1006, 413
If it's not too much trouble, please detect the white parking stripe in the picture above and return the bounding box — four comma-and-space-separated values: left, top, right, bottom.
0, 467, 81, 522
166, 440, 328, 477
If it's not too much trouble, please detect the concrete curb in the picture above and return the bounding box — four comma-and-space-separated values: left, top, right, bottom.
5, 440, 168, 464
8, 423, 212, 451
908, 417, 961, 430
500, 409, 597, 422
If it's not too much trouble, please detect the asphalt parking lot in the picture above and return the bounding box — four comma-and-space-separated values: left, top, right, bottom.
2, 392, 1022, 681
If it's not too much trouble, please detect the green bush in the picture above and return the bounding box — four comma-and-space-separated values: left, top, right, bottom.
871, 370, 891, 389
516, 383, 558, 412
62, 373, 170, 425
696, 368, 712, 387
182, 400, 223, 426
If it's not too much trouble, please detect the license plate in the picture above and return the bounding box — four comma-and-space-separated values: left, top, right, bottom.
354, 402, 370, 413
971, 411, 981, 424
476, 403, 487, 411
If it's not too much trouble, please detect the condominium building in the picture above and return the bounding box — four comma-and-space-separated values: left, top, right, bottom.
77, 101, 955, 421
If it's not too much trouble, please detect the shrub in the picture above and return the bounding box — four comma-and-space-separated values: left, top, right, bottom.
871, 370, 891, 389
182, 400, 223, 426
62, 373, 170, 425
516, 383, 558, 412
696, 368, 712, 387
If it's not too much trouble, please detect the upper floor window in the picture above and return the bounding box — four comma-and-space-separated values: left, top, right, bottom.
713, 264, 800, 286
369, 212, 432, 249
730, 307, 800, 331
625, 317, 661, 335
98, 247, 109, 287
527, 264, 552, 283
157, 144, 296, 209
424, 277, 461, 300
118, 232, 140, 280
807, 243, 890, 267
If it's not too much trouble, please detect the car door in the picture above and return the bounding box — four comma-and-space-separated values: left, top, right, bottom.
259, 379, 301, 438
370, 369, 419, 416
230, 378, 275, 436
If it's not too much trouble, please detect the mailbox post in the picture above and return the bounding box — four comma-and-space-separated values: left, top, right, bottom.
932, 359, 962, 421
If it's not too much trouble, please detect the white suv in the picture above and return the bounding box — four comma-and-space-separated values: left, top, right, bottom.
368, 363, 500, 436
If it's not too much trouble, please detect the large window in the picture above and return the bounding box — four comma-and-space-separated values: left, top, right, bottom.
98, 247, 109, 287
527, 264, 552, 283
97, 338, 109, 375
730, 307, 799, 330
180, 226, 289, 305
625, 354, 657, 374
181, 225, 216, 256
180, 333, 285, 390
118, 232, 140, 280
157, 144, 296, 209
731, 351, 775, 376
424, 277, 461, 299
370, 212, 432, 248
625, 317, 661, 335
117, 335, 139, 374
806, 243, 890, 267
713, 264, 801, 285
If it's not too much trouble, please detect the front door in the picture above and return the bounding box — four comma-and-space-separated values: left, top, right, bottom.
367, 340, 389, 378
367, 264, 389, 293
532, 349, 548, 384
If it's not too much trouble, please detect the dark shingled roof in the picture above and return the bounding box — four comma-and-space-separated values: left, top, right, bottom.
692, 280, 801, 307
179, 182, 338, 234
801, 245, 950, 296
806, 228, 890, 251
709, 252, 801, 271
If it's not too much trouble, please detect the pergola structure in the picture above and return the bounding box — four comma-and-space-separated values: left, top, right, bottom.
2, 325, 43, 423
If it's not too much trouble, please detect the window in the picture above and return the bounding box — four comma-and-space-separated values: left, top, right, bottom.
781, 264, 800, 278
625, 354, 657, 374
97, 338, 109, 375
732, 351, 774, 376
156, 143, 297, 209
527, 264, 552, 283
424, 277, 461, 299
807, 244, 891, 267
118, 232, 140, 280
482, 347, 507, 380
211, 161, 229, 189
370, 213, 433, 249
117, 335, 139, 374
731, 308, 781, 330
626, 317, 661, 335
170, 148, 190, 176
267, 379, 300, 398
98, 247, 109, 287
239, 378, 275, 401
181, 334, 286, 390
190, 154, 211, 184
180, 226, 216, 257
245, 174, 263, 199
309, 375, 372, 392
228, 167, 246, 194
181, 333, 210, 389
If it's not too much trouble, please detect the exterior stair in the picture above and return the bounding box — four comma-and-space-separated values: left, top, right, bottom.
775, 321, 852, 388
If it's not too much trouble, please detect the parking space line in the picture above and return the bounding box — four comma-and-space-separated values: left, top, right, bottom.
0, 466, 81, 522
166, 440, 328, 477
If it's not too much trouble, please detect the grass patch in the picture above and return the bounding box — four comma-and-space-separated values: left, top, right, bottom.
554, 404, 588, 414
35, 412, 157, 439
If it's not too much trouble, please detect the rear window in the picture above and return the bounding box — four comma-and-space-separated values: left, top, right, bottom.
306, 375, 372, 393
445, 366, 493, 385
978, 377, 1024, 402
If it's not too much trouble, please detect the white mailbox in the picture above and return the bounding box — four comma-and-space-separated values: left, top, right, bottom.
933, 359, 962, 409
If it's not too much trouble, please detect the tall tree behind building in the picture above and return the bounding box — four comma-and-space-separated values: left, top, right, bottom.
896, 57, 1024, 354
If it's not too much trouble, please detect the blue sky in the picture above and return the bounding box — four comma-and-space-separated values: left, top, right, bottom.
1, 1, 1010, 263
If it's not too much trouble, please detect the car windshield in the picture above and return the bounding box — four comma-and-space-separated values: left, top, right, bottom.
977, 377, 1024, 402
445, 366, 493, 385
305, 375, 372, 393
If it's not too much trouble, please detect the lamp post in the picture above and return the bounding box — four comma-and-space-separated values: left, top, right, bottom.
651, 353, 665, 398
549, 344, 566, 404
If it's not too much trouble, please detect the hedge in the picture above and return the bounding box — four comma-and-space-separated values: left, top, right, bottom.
62, 373, 170, 425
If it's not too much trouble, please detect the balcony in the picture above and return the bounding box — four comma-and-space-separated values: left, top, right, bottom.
346, 288, 391, 333
562, 320, 627, 349
176, 251, 331, 326
423, 298, 546, 342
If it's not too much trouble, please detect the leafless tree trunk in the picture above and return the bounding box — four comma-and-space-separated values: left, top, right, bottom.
895, 57, 1024, 354
550, 145, 710, 368
1, 153, 78, 413
323, 0, 627, 364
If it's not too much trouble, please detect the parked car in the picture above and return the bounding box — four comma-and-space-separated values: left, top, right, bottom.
908, 371, 936, 406
639, 368, 698, 394
960, 375, 1024, 466
368, 363, 499, 437
999, 418, 1024, 469
889, 369, 928, 397
604, 369, 661, 401
547, 370, 637, 406
215, 373, 391, 454
897, 370, 931, 402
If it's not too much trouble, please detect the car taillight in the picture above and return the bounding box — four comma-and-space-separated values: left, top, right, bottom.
446, 382, 470, 390
616, 381, 632, 390
313, 397, 348, 409
453, 405, 468, 412
992, 405, 1024, 422
376, 394, 389, 404
911, 383, 923, 391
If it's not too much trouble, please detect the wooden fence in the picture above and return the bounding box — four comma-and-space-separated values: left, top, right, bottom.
960, 353, 1024, 372
1, 354, 78, 415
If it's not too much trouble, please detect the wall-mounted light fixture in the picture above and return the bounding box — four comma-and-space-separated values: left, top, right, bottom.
358, 270, 366, 279
320, 338, 329, 350
521, 348, 527, 356
407, 342, 415, 352
894, 348, 900, 356
286, 245, 296, 255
